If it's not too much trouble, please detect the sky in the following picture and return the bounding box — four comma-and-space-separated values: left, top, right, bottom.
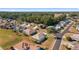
0, 8, 79, 12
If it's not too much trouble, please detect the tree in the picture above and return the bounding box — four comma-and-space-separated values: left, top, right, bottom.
66, 36, 73, 41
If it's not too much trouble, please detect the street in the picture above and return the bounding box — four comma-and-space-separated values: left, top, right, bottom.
53, 21, 74, 50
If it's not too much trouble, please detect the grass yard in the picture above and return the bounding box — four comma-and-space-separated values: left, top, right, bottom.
0, 29, 22, 49
0, 29, 38, 49
0, 28, 56, 50
41, 34, 55, 49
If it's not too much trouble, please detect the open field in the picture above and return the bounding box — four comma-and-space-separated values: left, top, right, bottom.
0, 29, 22, 49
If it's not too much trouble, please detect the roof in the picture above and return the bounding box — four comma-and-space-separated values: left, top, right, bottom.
59, 21, 65, 27
70, 34, 79, 41
32, 32, 46, 42
72, 44, 79, 50
20, 23, 26, 27
33, 26, 38, 30
55, 24, 61, 30
76, 24, 79, 30
47, 26, 54, 29
23, 28, 36, 35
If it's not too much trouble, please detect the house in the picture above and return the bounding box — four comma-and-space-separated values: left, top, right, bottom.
47, 26, 54, 29
13, 25, 19, 32
33, 26, 39, 30
27, 23, 31, 27
30, 23, 35, 26
70, 34, 79, 41
76, 24, 79, 31
0, 18, 2, 23
55, 20, 71, 31
59, 21, 65, 27
63, 42, 75, 49
19, 23, 27, 32
32, 32, 46, 43
38, 24, 47, 29
64, 20, 71, 24
7, 19, 14, 22
10, 20, 16, 24
55, 24, 61, 31
20, 23, 26, 27
23, 28, 37, 35
72, 44, 79, 50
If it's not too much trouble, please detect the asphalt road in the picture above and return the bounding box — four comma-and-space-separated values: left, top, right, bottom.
53, 39, 62, 50
53, 22, 73, 50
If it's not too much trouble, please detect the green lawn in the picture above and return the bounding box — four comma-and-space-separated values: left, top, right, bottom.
0, 29, 22, 49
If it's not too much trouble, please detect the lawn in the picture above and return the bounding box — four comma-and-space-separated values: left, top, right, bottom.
40, 34, 55, 49
0, 29, 22, 49
0, 28, 56, 50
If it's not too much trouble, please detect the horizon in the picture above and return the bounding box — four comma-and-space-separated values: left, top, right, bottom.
0, 8, 79, 12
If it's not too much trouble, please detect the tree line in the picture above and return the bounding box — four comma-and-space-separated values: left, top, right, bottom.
0, 12, 66, 26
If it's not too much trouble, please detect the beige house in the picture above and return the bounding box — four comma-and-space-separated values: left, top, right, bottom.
23, 28, 37, 35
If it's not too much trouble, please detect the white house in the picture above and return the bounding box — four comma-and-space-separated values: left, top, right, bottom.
47, 26, 54, 29
26, 24, 31, 28
55, 24, 61, 30
20, 23, 27, 29
59, 21, 65, 27
33, 26, 39, 30
23, 28, 37, 35
76, 24, 79, 31
32, 32, 46, 43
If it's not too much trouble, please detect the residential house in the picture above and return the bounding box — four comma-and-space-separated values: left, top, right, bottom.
64, 20, 71, 24
76, 24, 79, 31
7, 18, 14, 22
38, 24, 47, 29
55, 20, 71, 31
0, 18, 2, 24
72, 44, 79, 50
13, 25, 19, 32
47, 26, 54, 29
27, 23, 31, 27
55, 24, 61, 31
23, 28, 37, 35
33, 26, 39, 30
19, 23, 27, 32
59, 21, 65, 27
63, 42, 75, 49
70, 34, 79, 41
32, 32, 46, 43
